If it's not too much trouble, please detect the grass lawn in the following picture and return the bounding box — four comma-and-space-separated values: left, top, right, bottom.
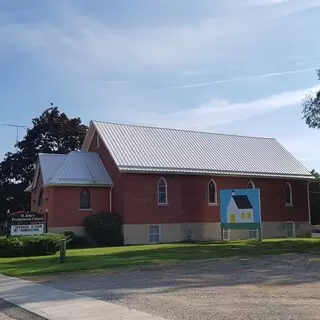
0, 239, 319, 277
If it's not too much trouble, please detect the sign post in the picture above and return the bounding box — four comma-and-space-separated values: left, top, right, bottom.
8, 212, 45, 236
220, 188, 262, 240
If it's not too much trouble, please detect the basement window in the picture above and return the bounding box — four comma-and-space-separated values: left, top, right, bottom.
149, 225, 160, 243
249, 229, 258, 239
286, 221, 296, 238
222, 229, 230, 241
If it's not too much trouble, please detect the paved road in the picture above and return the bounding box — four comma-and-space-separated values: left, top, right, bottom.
0, 299, 46, 320
36, 253, 320, 320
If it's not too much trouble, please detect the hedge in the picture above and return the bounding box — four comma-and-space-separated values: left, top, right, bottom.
0, 234, 65, 258
84, 212, 124, 246
63, 231, 93, 249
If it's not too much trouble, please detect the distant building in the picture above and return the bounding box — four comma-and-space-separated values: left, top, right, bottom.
27, 121, 313, 244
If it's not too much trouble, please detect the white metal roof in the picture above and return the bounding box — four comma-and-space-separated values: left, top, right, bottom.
37, 152, 113, 186
86, 121, 312, 180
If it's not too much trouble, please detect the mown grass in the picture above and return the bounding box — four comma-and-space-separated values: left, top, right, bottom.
0, 239, 319, 277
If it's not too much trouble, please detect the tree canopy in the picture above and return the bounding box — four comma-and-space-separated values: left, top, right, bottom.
0, 106, 88, 215
302, 69, 320, 129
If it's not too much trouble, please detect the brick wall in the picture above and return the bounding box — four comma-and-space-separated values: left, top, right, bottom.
89, 131, 310, 225
49, 186, 110, 228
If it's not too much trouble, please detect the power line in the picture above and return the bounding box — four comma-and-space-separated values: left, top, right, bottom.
2, 124, 29, 149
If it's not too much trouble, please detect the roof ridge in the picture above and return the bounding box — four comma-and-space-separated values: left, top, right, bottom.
39, 153, 69, 156
92, 120, 276, 140
49, 154, 70, 182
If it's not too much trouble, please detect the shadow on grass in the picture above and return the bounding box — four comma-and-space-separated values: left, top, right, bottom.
0, 240, 320, 307
0, 239, 319, 278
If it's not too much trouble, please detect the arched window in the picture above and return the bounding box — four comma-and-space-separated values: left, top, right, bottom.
80, 188, 91, 209
208, 179, 217, 204
285, 182, 292, 205
247, 181, 255, 189
157, 178, 167, 205
38, 188, 44, 206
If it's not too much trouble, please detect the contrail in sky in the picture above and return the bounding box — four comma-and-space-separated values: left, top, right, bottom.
156, 67, 316, 91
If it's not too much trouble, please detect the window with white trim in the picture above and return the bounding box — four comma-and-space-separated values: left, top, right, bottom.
249, 229, 258, 239
222, 229, 230, 241
208, 179, 217, 204
247, 181, 255, 189
286, 221, 296, 238
285, 182, 293, 205
149, 225, 160, 243
157, 177, 168, 205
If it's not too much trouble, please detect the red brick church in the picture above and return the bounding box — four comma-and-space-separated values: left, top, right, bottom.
27, 121, 313, 244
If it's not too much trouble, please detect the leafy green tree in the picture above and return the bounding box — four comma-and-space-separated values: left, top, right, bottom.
0, 106, 88, 217
302, 69, 320, 128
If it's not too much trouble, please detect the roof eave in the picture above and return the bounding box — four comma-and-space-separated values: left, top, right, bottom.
118, 167, 313, 180
43, 182, 114, 188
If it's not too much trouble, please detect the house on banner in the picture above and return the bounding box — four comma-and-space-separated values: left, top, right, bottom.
27, 121, 313, 244
227, 195, 254, 224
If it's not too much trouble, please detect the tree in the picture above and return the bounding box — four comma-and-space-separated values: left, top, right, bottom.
302, 69, 320, 128
0, 106, 88, 216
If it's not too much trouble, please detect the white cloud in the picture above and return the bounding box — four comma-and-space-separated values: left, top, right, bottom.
250, 0, 291, 5
2, 0, 318, 74
140, 86, 319, 130
156, 67, 316, 91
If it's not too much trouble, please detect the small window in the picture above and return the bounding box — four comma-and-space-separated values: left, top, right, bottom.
157, 178, 167, 205
38, 188, 44, 206
149, 225, 160, 243
247, 181, 255, 189
285, 182, 293, 205
80, 188, 91, 209
208, 179, 217, 204
222, 229, 230, 241
249, 229, 258, 239
286, 221, 296, 238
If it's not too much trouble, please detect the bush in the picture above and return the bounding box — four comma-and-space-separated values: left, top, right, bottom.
0, 234, 65, 258
63, 231, 93, 249
83, 212, 124, 246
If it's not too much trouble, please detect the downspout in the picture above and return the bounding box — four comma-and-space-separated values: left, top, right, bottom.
307, 181, 312, 231
109, 186, 114, 212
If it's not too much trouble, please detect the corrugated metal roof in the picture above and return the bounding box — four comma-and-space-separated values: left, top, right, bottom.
93, 121, 313, 180
38, 152, 113, 186
39, 154, 68, 184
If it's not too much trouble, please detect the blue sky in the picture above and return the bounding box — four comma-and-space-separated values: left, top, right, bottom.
1, 0, 320, 170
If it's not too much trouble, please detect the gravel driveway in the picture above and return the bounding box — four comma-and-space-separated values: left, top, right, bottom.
37, 254, 320, 320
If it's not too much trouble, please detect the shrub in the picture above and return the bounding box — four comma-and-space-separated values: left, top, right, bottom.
0, 234, 65, 258
63, 231, 93, 249
83, 212, 124, 246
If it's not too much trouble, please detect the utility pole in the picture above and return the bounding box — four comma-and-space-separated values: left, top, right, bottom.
2, 124, 29, 149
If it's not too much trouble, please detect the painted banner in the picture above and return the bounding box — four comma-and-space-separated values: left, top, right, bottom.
9, 211, 45, 236
220, 189, 261, 230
